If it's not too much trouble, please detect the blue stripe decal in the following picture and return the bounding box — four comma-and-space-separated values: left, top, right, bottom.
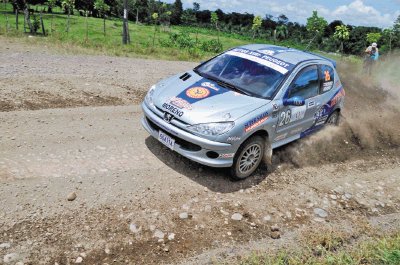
300, 87, 345, 138
177, 79, 229, 104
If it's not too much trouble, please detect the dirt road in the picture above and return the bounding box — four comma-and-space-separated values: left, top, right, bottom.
1, 37, 400, 264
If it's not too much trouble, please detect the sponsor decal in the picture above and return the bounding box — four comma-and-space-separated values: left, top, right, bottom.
278, 106, 306, 127
219, 153, 235, 158
162, 103, 184, 117
274, 133, 287, 142
323, 81, 334, 92
315, 116, 328, 126
308, 101, 315, 108
169, 97, 193, 110
227, 136, 241, 142
314, 105, 329, 120
201, 82, 219, 91
329, 88, 345, 107
186, 87, 210, 99
176, 80, 229, 104
226, 48, 295, 74
290, 127, 303, 135
290, 106, 305, 122
244, 112, 269, 132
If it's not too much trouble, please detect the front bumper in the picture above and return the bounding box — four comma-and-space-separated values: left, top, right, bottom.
141, 102, 235, 167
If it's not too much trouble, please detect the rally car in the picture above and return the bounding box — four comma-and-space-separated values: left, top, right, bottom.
141, 44, 345, 180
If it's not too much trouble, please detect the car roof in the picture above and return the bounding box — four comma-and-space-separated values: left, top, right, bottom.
238, 44, 337, 68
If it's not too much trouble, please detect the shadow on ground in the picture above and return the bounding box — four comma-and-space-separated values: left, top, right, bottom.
145, 137, 269, 193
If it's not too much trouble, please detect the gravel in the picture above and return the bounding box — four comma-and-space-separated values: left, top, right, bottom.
231, 213, 243, 221
314, 208, 328, 218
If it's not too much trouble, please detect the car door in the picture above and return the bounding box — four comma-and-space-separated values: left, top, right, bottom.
275, 65, 321, 138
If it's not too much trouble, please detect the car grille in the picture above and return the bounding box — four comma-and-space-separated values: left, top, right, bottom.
146, 117, 202, 152
155, 106, 189, 126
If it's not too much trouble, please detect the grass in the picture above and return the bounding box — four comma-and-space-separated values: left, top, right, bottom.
238, 233, 400, 265
0, 3, 311, 61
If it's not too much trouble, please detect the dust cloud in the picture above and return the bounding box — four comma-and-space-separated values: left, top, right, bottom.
275, 54, 400, 167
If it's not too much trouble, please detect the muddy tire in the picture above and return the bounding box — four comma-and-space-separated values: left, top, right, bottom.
230, 136, 265, 181
326, 110, 340, 126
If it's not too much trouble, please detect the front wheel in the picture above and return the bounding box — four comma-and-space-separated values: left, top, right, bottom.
230, 136, 265, 181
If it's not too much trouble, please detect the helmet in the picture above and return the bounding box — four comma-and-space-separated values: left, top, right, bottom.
372, 43, 377, 48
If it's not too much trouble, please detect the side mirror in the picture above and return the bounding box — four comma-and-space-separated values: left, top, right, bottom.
283, 96, 305, 106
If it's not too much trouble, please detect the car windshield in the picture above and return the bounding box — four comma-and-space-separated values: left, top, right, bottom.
195, 53, 286, 99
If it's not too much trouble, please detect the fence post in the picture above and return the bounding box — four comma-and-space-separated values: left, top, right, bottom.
16, 9, 18, 30
40, 12, 45, 35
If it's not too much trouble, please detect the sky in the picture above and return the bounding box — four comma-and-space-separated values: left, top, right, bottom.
164, 0, 400, 28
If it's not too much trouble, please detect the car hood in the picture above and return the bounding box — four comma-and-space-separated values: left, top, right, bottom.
152, 71, 270, 124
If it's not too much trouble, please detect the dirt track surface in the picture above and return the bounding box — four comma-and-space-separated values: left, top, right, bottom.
0, 37, 196, 112
1, 37, 400, 264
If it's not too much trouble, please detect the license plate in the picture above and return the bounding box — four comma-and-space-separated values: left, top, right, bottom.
158, 131, 175, 150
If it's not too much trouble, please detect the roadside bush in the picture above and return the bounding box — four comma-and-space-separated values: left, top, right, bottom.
201, 39, 223, 53
160, 31, 196, 49
31, 15, 41, 33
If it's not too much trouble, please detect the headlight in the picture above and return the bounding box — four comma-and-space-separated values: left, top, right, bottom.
145, 85, 156, 106
187, 122, 235, 136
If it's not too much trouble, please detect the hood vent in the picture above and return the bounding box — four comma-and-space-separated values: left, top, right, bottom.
179, 72, 191, 81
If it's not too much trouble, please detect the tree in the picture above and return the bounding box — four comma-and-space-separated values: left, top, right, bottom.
193, 2, 199, 12
277, 14, 288, 25
394, 15, 400, 33
275, 25, 288, 40
211, 11, 219, 43
181, 9, 196, 25
251, 15, 262, 39
170, 0, 182, 25
306, 10, 327, 48
151, 12, 158, 47
94, 0, 110, 36
62, 0, 75, 33
382, 28, 396, 53
333, 25, 350, 53
366, 32, 381, 44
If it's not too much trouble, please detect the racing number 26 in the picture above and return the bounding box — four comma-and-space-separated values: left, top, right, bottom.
279, 110, 292, 127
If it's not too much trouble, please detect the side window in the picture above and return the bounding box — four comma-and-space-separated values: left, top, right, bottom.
288, 65, 319, 99
320, 65, 335, 93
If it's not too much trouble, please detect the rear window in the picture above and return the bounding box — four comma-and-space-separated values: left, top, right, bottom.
320, 65, 335, 93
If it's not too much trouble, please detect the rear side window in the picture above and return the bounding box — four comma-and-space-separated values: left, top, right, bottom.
288, 65, 319, 99
320, 65, 335, 93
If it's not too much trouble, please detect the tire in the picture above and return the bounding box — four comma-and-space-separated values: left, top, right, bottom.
230, 136, 265, 181
326, 110, 340, 126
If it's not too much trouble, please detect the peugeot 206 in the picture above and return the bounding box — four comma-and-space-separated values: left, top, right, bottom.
141, 44, 345, 180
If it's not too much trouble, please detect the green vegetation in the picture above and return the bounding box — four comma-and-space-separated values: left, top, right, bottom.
238, 233, 400, 265
2, 0, 399, 61
0, 3, 306, 61
2, 0, 400, 58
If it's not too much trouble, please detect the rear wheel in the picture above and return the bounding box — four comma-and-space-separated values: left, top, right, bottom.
230, 136, 265, 180
326, 110, 340, 125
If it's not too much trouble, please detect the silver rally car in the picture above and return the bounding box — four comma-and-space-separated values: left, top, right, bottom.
141, 44, 345, 180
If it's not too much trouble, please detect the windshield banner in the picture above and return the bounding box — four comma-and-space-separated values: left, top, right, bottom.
226, 48, 295, 74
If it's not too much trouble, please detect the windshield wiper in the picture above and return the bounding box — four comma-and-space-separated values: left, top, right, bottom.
203, 74, 251, 96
